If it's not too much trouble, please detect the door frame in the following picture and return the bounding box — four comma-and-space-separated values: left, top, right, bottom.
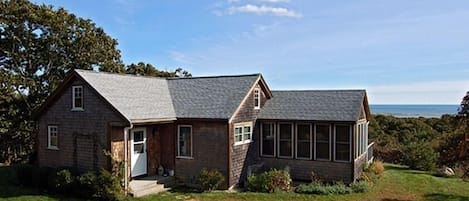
130, 127, 147, 177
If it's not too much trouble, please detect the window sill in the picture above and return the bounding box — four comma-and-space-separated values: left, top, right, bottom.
315, 158, 331, 162
176, 156, 193, 160
234, 140, 252, 146
260, 155, 275, 158
47, 147, 59, 150
295, 157, 312, 161
71, 108, 84, 112
334, 160, 351, 163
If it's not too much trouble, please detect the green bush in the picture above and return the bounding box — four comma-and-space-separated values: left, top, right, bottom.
197, 168, 225, 192
95, 170, 124, 201
55, 169, 74, 194
295, 182, 352, 195
76, 171, 98, 198
402, 141, 438, 171
247, 169, 291, 193
295, 181, 368, 195
350, 181, 371, 193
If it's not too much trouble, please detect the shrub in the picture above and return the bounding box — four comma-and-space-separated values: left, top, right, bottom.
247, 169, 291, 193
95, 170, 124, 201
55, 169, 74, 194
369, 160, 385, 177
402, 141, 438, 171
197, 168, 225, 192
295, 182, 352, 195
76, 171, 98, 198
350, 181, 371, 193
360, 171, 378, 184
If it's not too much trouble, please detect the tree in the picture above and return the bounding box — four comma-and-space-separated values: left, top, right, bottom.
457, 91, 469, 178
126, 62, 191, 77
0, 0, 125, 163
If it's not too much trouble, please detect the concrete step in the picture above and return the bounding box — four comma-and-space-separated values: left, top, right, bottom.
129, 176, 174, 197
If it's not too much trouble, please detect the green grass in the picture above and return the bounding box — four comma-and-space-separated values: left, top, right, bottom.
1, 164, 468, 201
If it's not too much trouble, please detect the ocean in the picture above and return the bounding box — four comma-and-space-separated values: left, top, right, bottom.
370, 104, 460, 118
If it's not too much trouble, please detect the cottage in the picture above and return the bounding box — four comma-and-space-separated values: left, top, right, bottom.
35, 69, 371, 195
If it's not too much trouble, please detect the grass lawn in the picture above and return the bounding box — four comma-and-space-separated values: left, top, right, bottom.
1, 164, 468, 201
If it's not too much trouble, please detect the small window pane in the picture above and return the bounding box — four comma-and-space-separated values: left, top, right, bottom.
336, 125, 350, 143
178, 126, 192, 157
316, 143, 329, 159
297, 142, 310, 158
297, 124, 310, 140
134, 131, 144, 142
316, 125, 329, 141
279, 124, 292, 139
336, 144, 350, 161
134, 143, 144, 153
279, 141, 292, 156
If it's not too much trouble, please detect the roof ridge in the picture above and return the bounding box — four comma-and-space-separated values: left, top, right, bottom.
167, 73, 261, 80
272, 89, 365, 92
74, 69, 168, 80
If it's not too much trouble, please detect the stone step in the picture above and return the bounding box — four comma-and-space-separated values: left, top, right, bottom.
131, 183, 166, 197
129, 176, 174, 197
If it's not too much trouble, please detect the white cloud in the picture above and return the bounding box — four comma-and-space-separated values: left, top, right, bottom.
228, 4, 302, 18
227, 0, 240, 3
257, 0, 290, 3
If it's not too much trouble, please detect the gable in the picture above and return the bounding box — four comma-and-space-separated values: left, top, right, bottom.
34, 73, 128, 125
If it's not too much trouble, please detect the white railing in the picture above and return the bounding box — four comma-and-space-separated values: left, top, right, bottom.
366, 142, 374, 164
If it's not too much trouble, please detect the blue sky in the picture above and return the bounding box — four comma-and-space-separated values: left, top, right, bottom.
33, 0, 469, 104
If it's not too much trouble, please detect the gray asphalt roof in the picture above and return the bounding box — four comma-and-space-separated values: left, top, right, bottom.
167, 74, 260, 119
257, 90, 366, 122
75, 70, 176, 122
74, 70, 365, 122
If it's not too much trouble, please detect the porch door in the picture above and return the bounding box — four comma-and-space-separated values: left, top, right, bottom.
131, 128, 147, 177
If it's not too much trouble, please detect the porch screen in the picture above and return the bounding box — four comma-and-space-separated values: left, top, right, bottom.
261, 123, 275, 156
335, 125, 351, 161
315, 124, 330, 160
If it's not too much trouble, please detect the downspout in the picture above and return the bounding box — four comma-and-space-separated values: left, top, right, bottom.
124, 123, 133, 194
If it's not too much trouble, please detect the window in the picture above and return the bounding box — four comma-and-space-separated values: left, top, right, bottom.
278, 123, 293, 158
315, 124, 330, 160
72, 86, 83, 110
254, 89, 260, 109
177, 125, 192, 158
47, 126, 58, 149
234, 122, 252, 145
335, 125, 351, 162
296, 124, 312, 159
261, 122, 275, 157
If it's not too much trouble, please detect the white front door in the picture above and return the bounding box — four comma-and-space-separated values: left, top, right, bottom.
131, 128, 147, 177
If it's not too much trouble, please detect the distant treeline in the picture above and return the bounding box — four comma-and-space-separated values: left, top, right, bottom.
369, 114, 467, 171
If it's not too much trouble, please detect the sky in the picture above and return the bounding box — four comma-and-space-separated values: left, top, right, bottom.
33, 0, 469, 104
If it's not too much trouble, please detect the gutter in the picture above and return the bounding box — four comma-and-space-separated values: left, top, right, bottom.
123, 123, 133, 194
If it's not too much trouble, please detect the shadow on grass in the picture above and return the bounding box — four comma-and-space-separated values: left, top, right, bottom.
381, 199, 413, 201
384, 164, 432, 176
168, 186, 202, 194
424, 193, 469, 201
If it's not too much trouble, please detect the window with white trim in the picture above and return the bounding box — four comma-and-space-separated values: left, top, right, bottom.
254, 89, 260, 109
48, 125, 58, 149
315, 124, 330, 160
355, 121, 368, 158
296, 124, 312, 159
261, 122, 275, 156
177, 125, 192, 158
335, 125, 351, 162
278, 123, 293, 158
72, 86, 83, 110
234, 122, 252, 145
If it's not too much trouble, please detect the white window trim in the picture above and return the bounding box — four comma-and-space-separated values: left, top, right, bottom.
295, 123, 312, 160
314, 124, 331, 161
254, 89, 260, 109
177, 125, 193, 159
71, 86, 84, 111
234, 122, 253, 145
260, 122, 276, 157
278, 122, 294, 158
47, 125, 59, 150
333, 124, 352, 162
